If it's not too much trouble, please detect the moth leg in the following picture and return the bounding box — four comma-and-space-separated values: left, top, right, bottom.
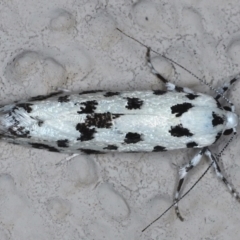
215, 74, 240, 101
146, 47, 168, 84
56, 87, 71, 93
56, 153, 79, 166
205, 148, 240, 201
146, 47, 194, 94
174, 148, 206, 220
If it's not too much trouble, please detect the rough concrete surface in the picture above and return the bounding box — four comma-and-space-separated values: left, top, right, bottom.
1, 0, 240, 239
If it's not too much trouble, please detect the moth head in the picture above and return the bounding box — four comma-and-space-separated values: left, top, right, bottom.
223, 110, 238, 135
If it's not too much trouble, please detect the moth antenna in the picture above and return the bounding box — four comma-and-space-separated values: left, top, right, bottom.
142, 161, 214, 232
116, 28, 238, 231
116, 28, 234, 107
217, 132, 236, 158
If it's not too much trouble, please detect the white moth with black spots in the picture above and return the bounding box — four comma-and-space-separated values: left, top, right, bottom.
0, 46, 239, 230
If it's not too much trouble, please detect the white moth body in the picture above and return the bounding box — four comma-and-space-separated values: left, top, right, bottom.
1, 44, 239, 228
0, 90, 236, 154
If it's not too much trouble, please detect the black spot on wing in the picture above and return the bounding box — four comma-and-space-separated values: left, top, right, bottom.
125, 97, 143, 110
85, 112, 113, 128
169, 124, 193, 137
124, 132, 143, 144
8, 127, 30, 138
76, 123, 96, 141
112, 114, 123, 119
153, 145, 166, 152
223, 129, 233, 135
79, 149, 105, 154
79, 90, 103, 95
83, 113, 121, 129
175, 86, 184, 92
171, 103, 193, 117
30, 91, 63, 101
37, 120, 44, 126
78, 100, 98, 114
57, 139, 69, 148
58, 95, 70, 103
103, 145, 118, 150
104, 92, 120, 97
6, 112, 29, 138
15, 103, 33, 113
186, 141, 198, 148
30, 143, 60, 152
7, 112, 30, 138
153, 90, 166, 95
212, 112, 224, 126
185, 94, 199, 100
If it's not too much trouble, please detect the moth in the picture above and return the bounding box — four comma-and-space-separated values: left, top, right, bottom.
0, 43, 239, 230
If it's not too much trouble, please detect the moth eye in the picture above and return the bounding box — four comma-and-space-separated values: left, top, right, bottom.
223, 106, 231, 112
223, 128, 233, 135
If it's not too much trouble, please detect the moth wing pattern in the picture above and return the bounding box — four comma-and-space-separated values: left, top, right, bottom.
0, 44, 239, 227
0, 89, 227, 155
